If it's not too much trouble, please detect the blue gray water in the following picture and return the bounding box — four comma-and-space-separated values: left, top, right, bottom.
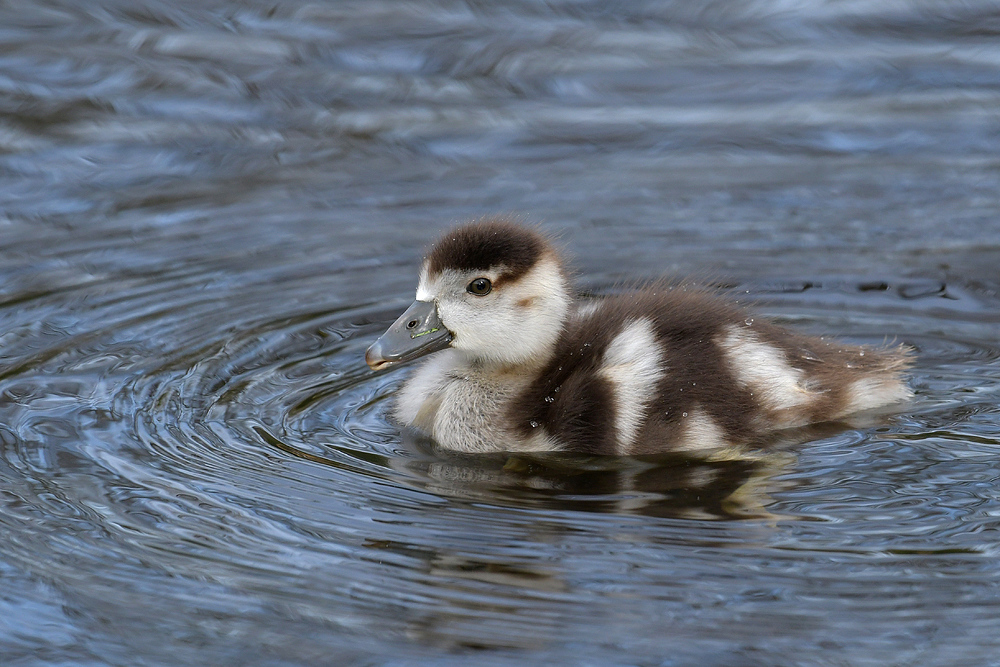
2, 1, 1000, 665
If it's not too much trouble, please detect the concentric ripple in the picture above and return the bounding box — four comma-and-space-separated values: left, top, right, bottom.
4, 0, 1000, 661
3, 249, 1000, 664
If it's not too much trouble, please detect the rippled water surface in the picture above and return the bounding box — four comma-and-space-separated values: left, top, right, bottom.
3, 1, 1000, 665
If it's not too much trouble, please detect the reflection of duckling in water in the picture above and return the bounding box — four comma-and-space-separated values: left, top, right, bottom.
366, 217, 912, 455
400, 428, 796, 519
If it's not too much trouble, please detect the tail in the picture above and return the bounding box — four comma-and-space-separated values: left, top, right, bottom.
833, 343, 914, 418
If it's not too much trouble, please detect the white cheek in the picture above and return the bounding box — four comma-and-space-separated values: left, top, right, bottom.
438, 296, 523, 360
435, 300, 463, 332
438, 297, 497, 343
432, 259, 570, 366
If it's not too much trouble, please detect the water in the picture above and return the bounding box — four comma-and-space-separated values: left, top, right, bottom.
2, 1, 1000, 664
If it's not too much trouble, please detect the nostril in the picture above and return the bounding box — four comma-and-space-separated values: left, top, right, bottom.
406, 319, 419, 330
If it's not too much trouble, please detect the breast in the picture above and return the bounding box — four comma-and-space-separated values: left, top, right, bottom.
396, 350, 557, 453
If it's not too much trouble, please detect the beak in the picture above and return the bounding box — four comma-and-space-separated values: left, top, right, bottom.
365, 300, 453, 371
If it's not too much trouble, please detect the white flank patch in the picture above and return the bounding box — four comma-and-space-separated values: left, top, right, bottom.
520, 429, 564, 453
675, 408, 730, 452
718, 326, 815, 418
599, 318, 663, 454
840, 377, 912, 416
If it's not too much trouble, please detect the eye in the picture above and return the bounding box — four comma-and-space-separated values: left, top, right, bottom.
466, 277, 492, 296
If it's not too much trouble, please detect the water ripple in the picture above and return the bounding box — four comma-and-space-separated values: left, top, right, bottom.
3, 0, 1000, 663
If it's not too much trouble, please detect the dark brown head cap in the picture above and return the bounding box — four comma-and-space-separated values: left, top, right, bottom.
426, 217, 551, 281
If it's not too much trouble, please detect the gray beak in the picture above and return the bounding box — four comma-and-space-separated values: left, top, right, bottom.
365, 300, 453, 371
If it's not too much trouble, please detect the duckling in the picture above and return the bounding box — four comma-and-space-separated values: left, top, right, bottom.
365, 218, 912, 455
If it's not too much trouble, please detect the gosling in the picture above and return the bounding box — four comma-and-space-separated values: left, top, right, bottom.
366, 218, 912, 455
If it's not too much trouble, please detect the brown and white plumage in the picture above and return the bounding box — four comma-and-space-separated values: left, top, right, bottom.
366, 217, 912, 455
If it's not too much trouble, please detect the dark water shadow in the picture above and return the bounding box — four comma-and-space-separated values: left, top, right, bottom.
385, 427, 875, 520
